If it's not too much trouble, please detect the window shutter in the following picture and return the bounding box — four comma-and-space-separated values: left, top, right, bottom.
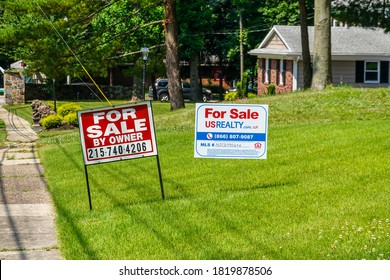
355, 61, 364, 83
380, 61, 389, 83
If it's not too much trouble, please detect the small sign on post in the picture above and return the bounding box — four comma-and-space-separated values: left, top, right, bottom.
78, 102, 164, 209
194, 104, 268, 159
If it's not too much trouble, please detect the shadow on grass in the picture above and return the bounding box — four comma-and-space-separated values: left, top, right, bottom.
51, 139, 296, 259
50, 143, 100, 260
220, 180, 295, 193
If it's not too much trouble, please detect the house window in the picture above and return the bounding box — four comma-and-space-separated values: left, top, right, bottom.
356, 61, 389, 83
364, 61, 380, 83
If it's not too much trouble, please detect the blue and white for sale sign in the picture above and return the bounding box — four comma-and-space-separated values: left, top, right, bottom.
194, 103, 268, 159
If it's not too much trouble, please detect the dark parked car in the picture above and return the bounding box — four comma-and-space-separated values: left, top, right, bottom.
248, 81, 258, 93
149, 78, 212, 102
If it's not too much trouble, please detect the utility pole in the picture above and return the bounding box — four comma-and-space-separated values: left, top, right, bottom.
240, 11, 244, 84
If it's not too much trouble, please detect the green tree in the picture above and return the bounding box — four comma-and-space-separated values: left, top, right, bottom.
163, 0, 184, 110
207, 0, 240, 100
0, 0, 85, 79
0, 0, 165, 83
258, 0, 301, 26
0, 0, 321, 101
90, 1, 165, 97
177, 0, 213, 102
333, 0, 390, 31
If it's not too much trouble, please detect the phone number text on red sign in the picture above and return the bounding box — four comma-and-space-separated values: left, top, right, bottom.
87, 141, 152, 160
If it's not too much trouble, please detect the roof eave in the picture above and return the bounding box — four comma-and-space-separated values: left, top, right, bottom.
332, 54, 390, 61
249, 49, 390, 61
256, 26, 292, 51
248, 49, 301, 59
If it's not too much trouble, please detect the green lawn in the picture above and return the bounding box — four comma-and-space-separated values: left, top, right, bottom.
28, 87, 390, 259
0, 119, 7, 147
3, 103, 34, 123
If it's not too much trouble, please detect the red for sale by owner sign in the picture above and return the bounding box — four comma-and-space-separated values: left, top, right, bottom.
78, 102, 157, 165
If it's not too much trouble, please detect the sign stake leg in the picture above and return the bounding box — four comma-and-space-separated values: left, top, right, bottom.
156, 155, 165, 200
84, 165, 93, 210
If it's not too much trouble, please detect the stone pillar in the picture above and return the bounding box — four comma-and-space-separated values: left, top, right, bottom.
4, 70, 25, 105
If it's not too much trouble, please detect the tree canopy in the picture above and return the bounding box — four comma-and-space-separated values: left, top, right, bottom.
0, 0, 310, 82
0, 0, 164, 79
2, 0, 387, 101
332, 0, 390, 32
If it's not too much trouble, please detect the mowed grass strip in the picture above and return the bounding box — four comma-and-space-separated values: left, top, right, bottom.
0, 119, 7, 147
30, 87, 390, 259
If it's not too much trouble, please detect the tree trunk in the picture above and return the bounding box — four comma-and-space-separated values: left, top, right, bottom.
311, 0, 332, 90
218, 54, 224, 101
239, 11, 244, 84
163, 0, 184, 110
190, 51, 201, 102
109, 67, 114, 86
299, 0, 312, 89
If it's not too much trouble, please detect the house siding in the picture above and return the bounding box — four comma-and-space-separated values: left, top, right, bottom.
297, 60, 390, 89
263, 33, 287, 49
298, 61, 356, 89
332, 60, 390, 88
332, 61, 356, 86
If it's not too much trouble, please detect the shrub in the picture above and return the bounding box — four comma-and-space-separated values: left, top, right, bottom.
267, 84, 276, 95
248, 92, 258, 99
241, 71, 250, 97
46, 102, 55, 110
57, 102, 82, 117
64, 112, 78, 127
236, 81, 243, 98
224, 91, 238, 101
40, 115, 64, 129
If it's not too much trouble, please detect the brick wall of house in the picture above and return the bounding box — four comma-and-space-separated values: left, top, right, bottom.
284, 60, 293, 92
256, 58, 294, 95
257, 58, 267, 95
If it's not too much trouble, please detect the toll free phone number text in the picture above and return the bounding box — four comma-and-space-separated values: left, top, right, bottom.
197, 132, 266, 141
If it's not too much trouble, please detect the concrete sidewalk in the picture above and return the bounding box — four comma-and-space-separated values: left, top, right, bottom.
0, 96, 61, 260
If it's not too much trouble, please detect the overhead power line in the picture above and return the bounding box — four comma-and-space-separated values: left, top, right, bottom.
33, 0, 113, 106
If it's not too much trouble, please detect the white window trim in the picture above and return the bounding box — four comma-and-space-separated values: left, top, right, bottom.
265, 58, 270, 83
279, 59, 284, 85
364, 61, 380, 83
293, 60, 298, 91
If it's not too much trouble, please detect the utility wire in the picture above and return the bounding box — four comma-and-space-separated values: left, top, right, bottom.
33, 0, 113, 106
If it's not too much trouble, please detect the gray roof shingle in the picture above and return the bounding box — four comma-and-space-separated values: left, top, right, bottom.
250, 25, 390, 57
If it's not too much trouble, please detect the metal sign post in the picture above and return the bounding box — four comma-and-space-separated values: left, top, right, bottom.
149, 101, 164, 200
84, 165, 93, 210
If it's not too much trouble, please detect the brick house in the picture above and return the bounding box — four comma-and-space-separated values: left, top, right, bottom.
249, 25, 390, 94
